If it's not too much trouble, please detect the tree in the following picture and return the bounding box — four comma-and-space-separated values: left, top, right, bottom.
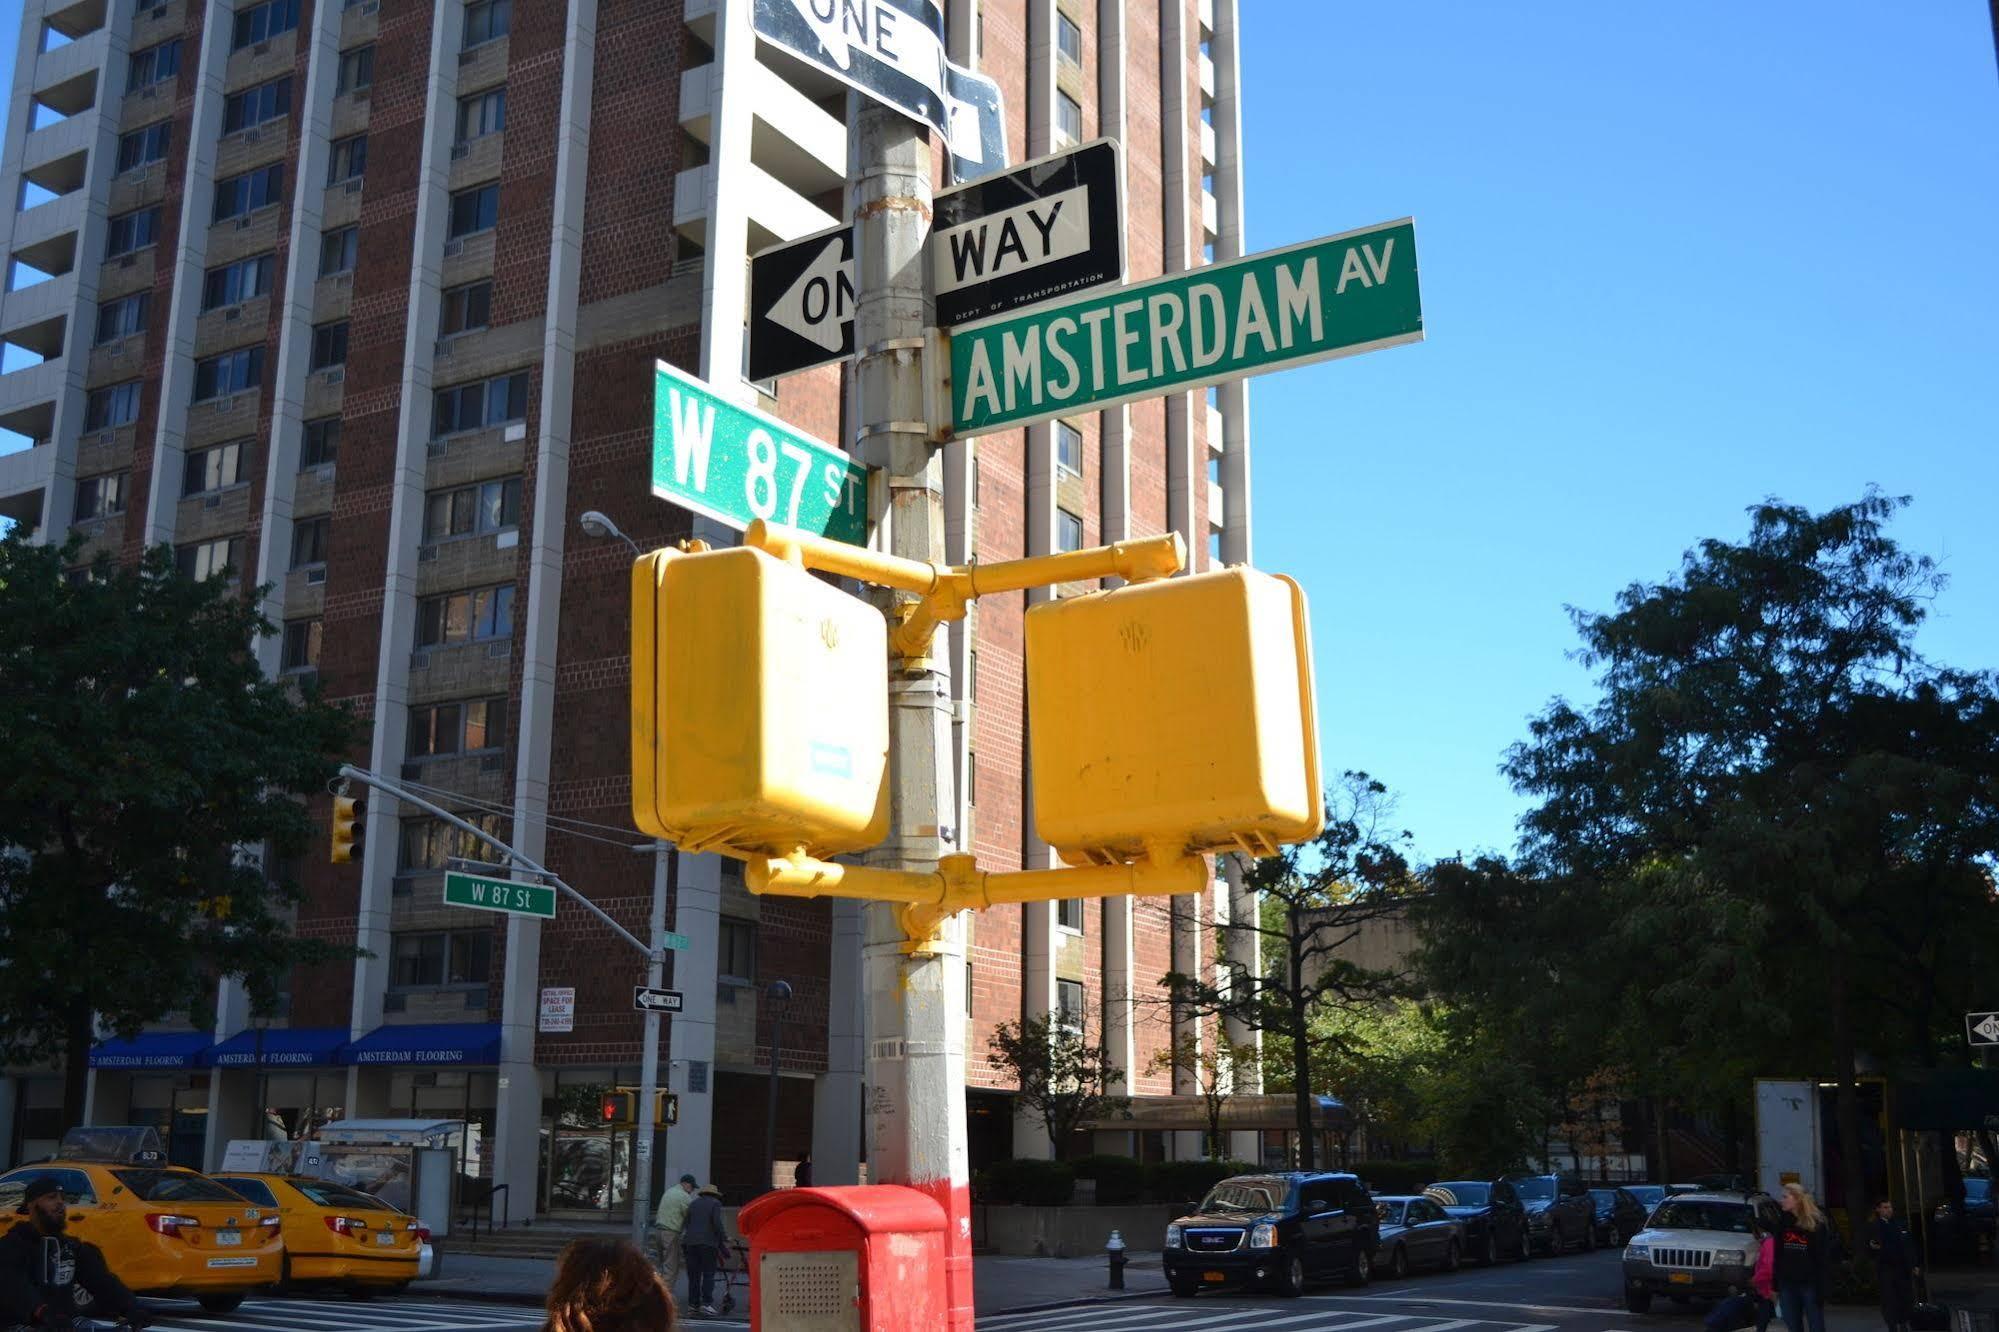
1499, 493, 1999, 1245
1148, 1031, 1259, 1159
0, 536, 359, 1123
1263, 996, 1446, 1163
987, 1013, 1130, 1161
1162, 771, 1415, 1170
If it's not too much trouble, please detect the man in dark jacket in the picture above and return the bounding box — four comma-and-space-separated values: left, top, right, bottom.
681, 1184, 730, 1317
0, 1177, 144, 1330
1869, 1198, 1920, 1332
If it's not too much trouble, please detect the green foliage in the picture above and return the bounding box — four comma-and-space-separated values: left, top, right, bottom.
1070, 1153, 1147, 1205
0, 535, 359, 1120
987, 1013, 1130, 1162
1147, 1032, 1259, 1160
1148, 1158, 1257, 1212
974, 1159, 1076, 1206
1349, 1160, 1438, 1194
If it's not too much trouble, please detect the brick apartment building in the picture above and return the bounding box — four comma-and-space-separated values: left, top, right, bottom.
0, 0, 1258, 1215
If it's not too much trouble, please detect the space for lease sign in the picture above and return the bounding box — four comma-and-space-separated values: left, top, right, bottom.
945, 218, 1422, 437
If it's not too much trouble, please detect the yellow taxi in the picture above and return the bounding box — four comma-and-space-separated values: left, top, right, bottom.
210, 1172, 424, 1294
0, 1128, 282, 1313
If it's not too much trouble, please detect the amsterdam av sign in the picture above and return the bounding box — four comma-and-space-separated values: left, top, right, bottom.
942, 217, 1423, 438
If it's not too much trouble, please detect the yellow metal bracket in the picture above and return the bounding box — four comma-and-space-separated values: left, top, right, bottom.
745, 519, 1185, 660
745, 845, 1207, 952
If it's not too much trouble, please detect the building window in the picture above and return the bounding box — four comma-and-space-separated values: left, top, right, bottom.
336, 45, 374, 94
1056, 507, 1084, 552
232, 0, 299, 51
176, 536, 243, 583
417, 583, 515, 647
327, 134, 368, 185
719, 917, 756, 982
423, 475, 522, 541
95, 292, 150, 344
212, 162, 284, 222
193, 346, 265, 401
1056, 11, 1082, 65
289, 514, 329, 569
72, 472, 127, 522
84, 382, 142, 431
202, 254, 275, 310
105, 206, 161, 259
447, 183, 500, 239
438, 281, 492, 337
310, 320, 349, 370
281, 617, 321, 673
390, 929, 491, 988
222, 77, 292, 135
463, 0, 512, 49
300, 416, 340, 469
1055, 91, 1082, 146
126, 39, 182, 93
116, 121, 171, 172
1056, 978, 1085, 1029
183, 441, 245, 497
1055, 420, 1082, 476
318, 226, 358, 277
398, 811, 506, 873
408, 696, 507, 759
456, 87, 506, 143
432, 371, 528, 437
1057, 898, 1084, 931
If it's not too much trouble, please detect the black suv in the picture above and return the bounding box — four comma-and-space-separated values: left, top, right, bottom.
1165, 1171, 1378, 1297
1505, 1173, 1597, 1255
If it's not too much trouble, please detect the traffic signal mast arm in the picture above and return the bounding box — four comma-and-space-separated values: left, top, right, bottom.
743, 518, 1185, 660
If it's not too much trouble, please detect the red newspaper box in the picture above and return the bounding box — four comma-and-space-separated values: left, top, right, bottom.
738, 1184, 948, 1330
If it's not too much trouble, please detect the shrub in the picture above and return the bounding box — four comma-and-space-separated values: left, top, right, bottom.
1350, 1160, 1438, 1196
973, 1158, 1076, 1206
1071, 1154, 1147, 1206
1148, 1159, 1256, 1211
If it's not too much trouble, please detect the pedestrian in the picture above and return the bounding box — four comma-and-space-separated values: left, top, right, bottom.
1774, 1183, 1832, 1332
648, 1173, 697, 1303
0, 1176, 147, 1330
1705, 1216, 1776, 1332
1868, 1197, 1919, 1332
795, 1153, 813, 1188
544, 1238, 675, 1332
681, 1184, 729, 1317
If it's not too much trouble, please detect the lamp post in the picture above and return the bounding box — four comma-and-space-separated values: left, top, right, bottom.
764, 979, 792, 1192
578, 510, 642, 557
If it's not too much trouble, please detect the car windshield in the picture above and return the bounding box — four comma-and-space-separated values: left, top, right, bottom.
1199, 1177, 1289, 1214
1509, 1177, 1555, 1201
290, 1180, 394, 1211
113, 1169, 246, 1204
1428, 1183, 1489, 1207
1966, 1180, 1990, 1203
1377, 1200, 1407, 1224
1627, 1186, 1666, 1206
1651, 1201, 1753, 1233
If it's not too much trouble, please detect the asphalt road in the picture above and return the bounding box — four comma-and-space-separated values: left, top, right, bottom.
126, 1293, 749, 1330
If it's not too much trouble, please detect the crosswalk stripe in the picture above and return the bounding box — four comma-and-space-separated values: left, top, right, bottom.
981, 1305, 1436, 1332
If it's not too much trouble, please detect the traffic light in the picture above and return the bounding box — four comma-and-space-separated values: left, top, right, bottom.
656, 1091, 678, 1127
1024, 567, 1323, 864
631, 546, 888, 858
600, 1091, 635, 1125
330, 796, 365, 864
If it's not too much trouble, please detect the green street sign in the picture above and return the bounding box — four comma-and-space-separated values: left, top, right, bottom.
662, 931, 690, 952
444, 871, 556, 920
946, 218, 1422, 437
652, 359, 869, 544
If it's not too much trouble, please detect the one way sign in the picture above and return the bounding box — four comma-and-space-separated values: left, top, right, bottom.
932, 138, 1123, 329
1970, 1011, 1999, 1046
749, 224, 854, 383
634, 986, 685, 1015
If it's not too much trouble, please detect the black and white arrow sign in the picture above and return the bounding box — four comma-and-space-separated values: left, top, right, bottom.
1970, 1011, 1999, 1046
633, 986, 685, 1014
748, 224, 855, 382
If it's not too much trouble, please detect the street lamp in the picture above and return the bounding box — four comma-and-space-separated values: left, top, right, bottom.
765, 979, 793, 1192
578, 509, 642, 556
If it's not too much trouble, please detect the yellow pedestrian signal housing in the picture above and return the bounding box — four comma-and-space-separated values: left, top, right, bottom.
600, 1091, 635, 1125
631, 545, 889, 858
330, 796, 364, 864
1024, 567, 1322, 864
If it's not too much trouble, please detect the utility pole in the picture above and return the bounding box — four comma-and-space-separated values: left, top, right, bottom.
851, 95, 974, 1329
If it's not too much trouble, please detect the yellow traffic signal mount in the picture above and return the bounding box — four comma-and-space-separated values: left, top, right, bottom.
330, 795, 364, 864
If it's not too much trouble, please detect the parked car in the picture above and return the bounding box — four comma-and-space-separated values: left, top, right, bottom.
1931, 1177, 1994, 1261
1589, 1186, 1651, 1246
1165, 1171, 1379, 1297
1374, 1195, 1465, 1278
210, 1172, 424, 1295
1424, 1179, 1531, 1266
1505, 1173, 1597, 1254
1623, 1183, 1670, 1216
1621, 1190, 1778, 1314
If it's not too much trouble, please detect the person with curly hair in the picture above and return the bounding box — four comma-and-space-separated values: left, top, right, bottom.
544, 1238, 676, 1332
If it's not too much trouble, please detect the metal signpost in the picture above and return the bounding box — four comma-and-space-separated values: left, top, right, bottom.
633, 986, 686, 1014
443, 870, 557, 920
942, 217, 1422, 437
931, 138, 1124, 328
749, 224, 855, 382
651, 359, 869, 543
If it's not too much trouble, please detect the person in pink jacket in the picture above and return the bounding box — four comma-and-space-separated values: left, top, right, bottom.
1706, 1221, 1777, 1332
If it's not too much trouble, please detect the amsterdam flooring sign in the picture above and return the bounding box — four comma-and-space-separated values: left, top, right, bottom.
942, 217, 1423, 438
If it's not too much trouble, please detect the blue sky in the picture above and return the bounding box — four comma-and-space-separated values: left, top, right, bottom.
3, 3, 1994, 861
1240, 2, 1999, 861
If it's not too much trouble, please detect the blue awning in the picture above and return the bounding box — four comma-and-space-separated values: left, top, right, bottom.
204, 1026, 351, 1069
337, 1022, 502, 1067
89, 1032, 214, 1070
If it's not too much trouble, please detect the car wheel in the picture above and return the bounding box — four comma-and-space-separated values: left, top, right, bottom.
1482, 1231, 1499, 1266
1625, 1289, 1653, 1314
1445, 1240, 1462, 1273
1388, 1245, 1408, 1280
1275, 1254, 1308, 1298
1346, 1247, 1372, 1288
1583, 1222, 1597, 1252
1518, 1226, 1533, 1262
198, 1294, 246, 1314
1168, 1274, 1200, 1298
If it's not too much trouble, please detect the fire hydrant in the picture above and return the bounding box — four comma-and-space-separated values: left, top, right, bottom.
1106, 1229, 1127, 1290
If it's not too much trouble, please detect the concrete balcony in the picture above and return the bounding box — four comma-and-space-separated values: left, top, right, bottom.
0, 355, 66, 413
673, 162, 837, 252
1, 268, 77, 330
1201, 120, 1216, 168
0, 442, 54, 535
680, 59, 848, 204
24, 112, 97, 174
1199, 51, 1216, 99
12, 187, 88, 255
1199, 0, 1215, 34
1208, 480, 1223, 531
35, 26, 110, 93
1207, 404, 1224, 449
42, 0, 110, 43
1201, 190, 1218, 241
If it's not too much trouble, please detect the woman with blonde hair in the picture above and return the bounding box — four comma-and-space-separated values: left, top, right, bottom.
1772, 1183, 1832, 1332
544, 1238, 677, 1332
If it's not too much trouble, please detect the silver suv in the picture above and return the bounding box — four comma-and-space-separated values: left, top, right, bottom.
1621, 1190, 1778, 1314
